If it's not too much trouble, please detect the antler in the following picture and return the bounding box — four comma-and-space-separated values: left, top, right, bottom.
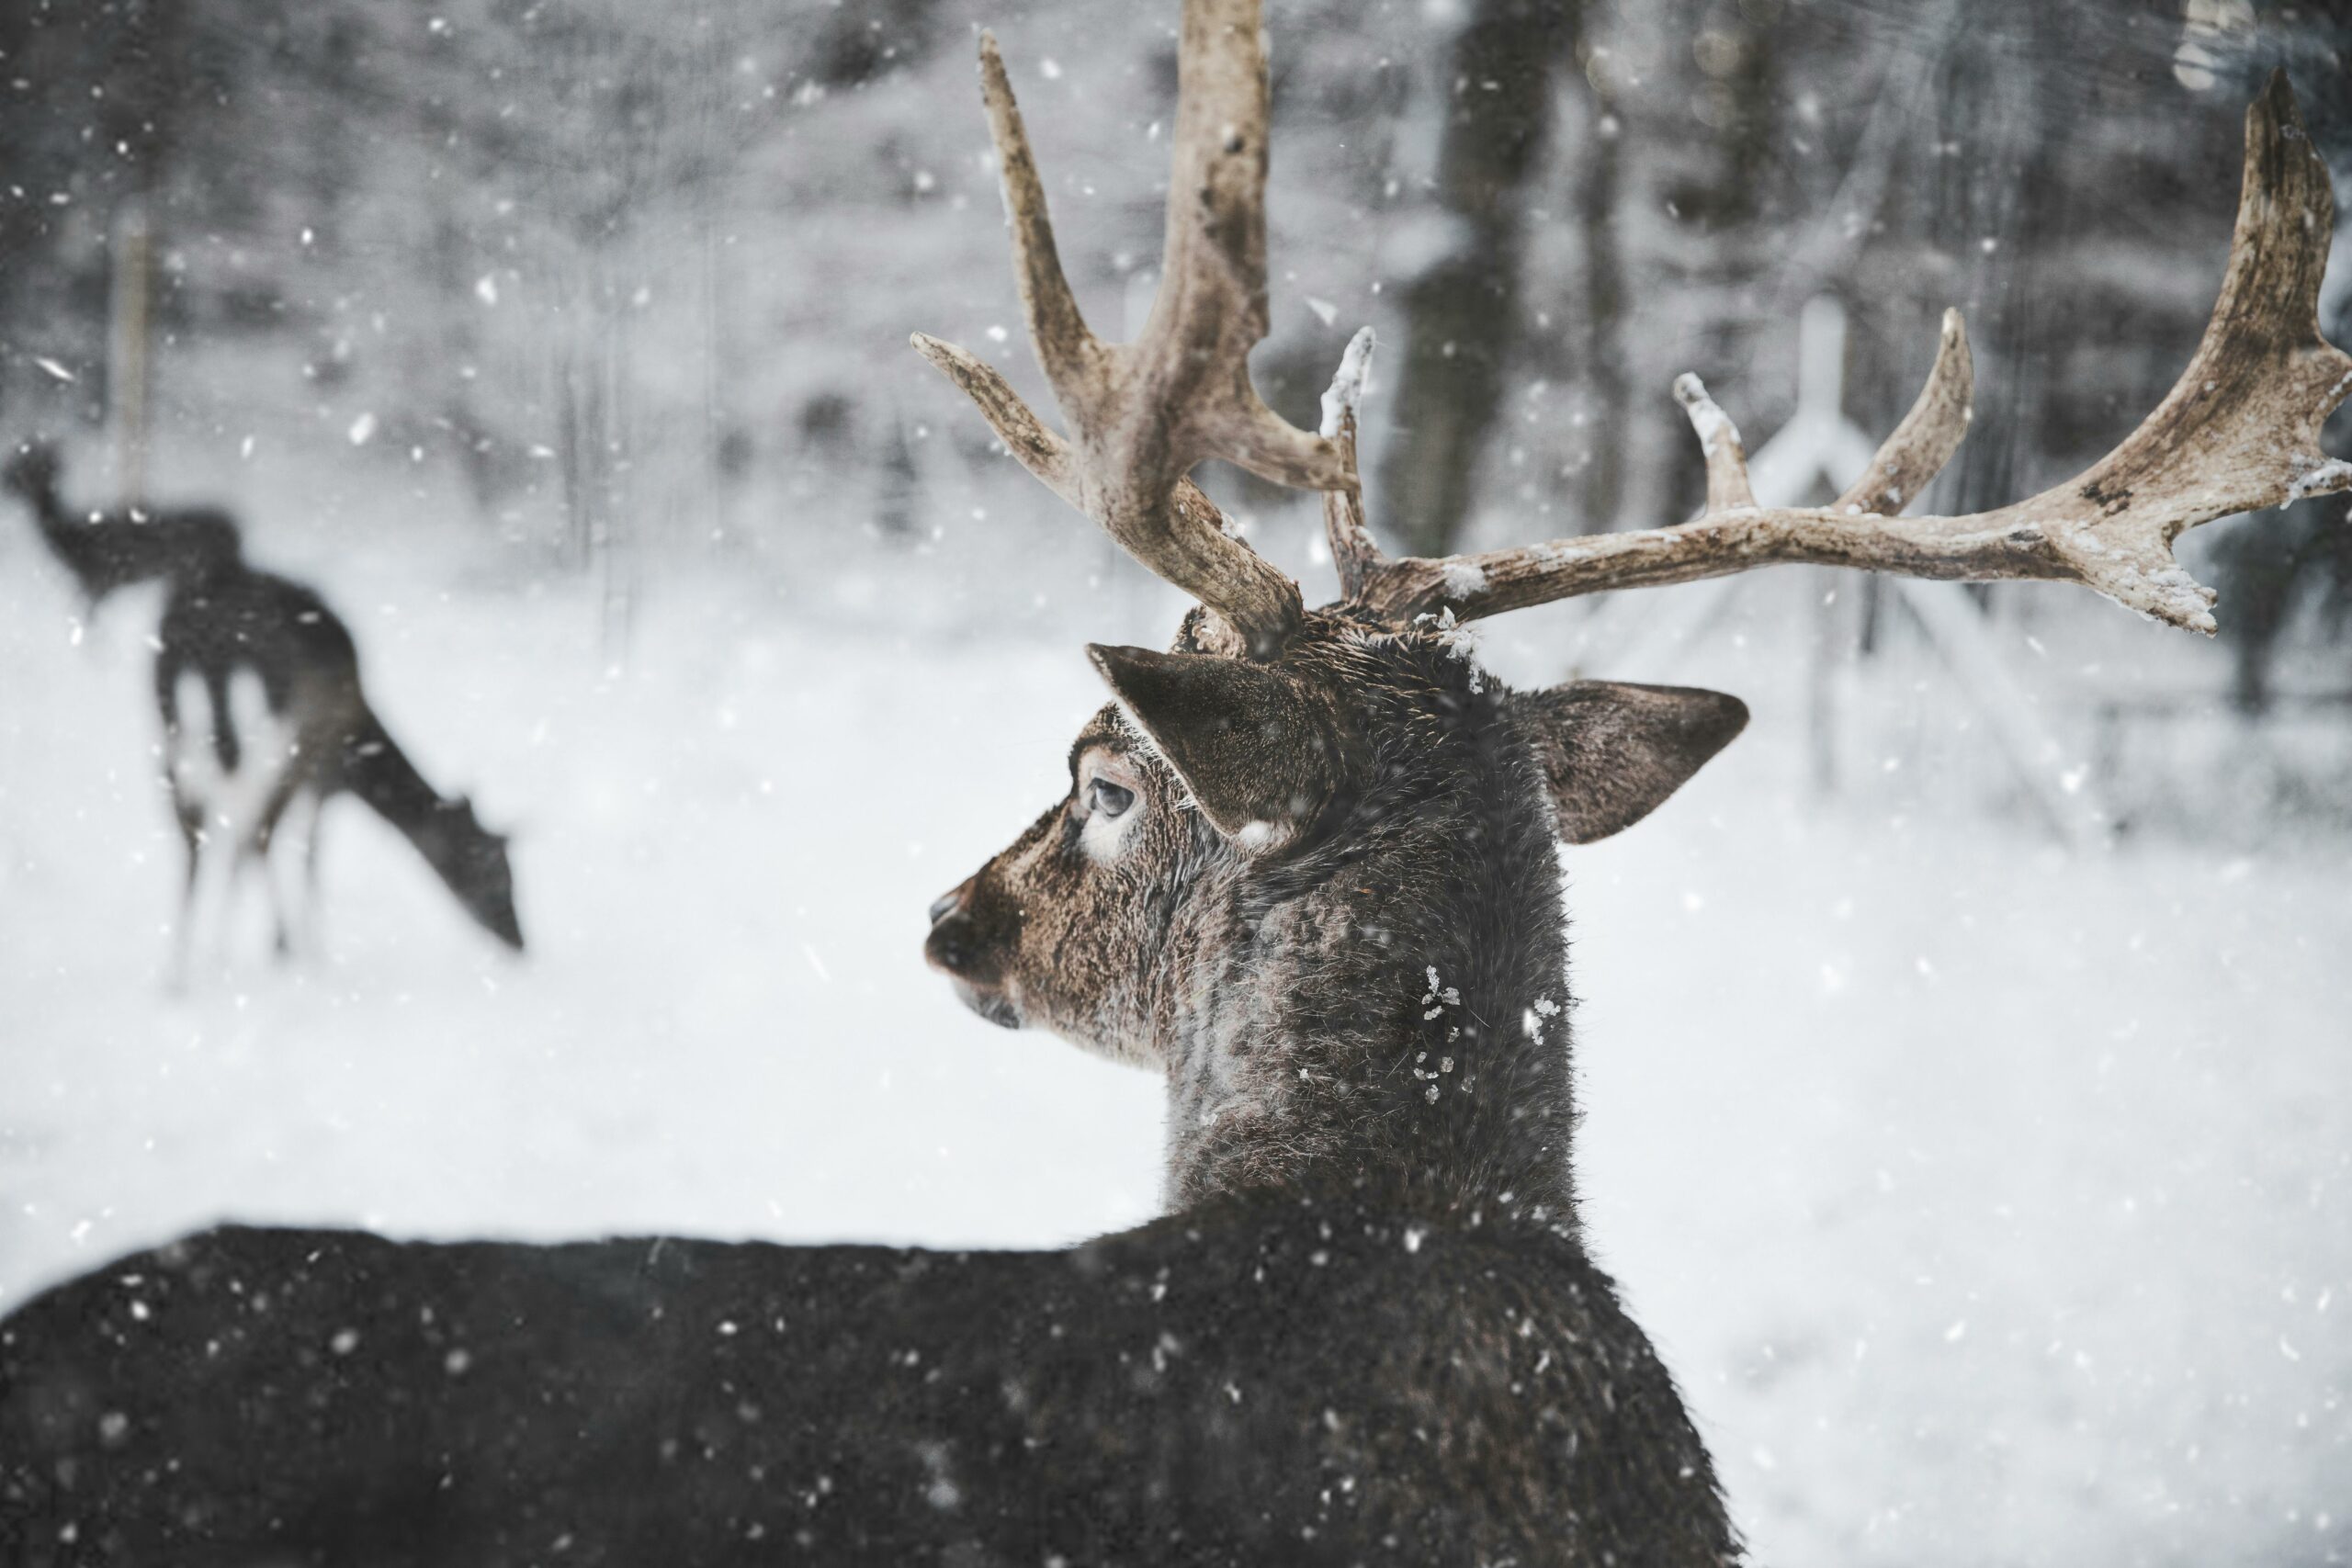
1343, 73, 2352, 637
912, 0, 1352, 658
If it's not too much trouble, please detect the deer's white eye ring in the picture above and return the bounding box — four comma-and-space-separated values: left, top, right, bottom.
1088, 777, 1136, 819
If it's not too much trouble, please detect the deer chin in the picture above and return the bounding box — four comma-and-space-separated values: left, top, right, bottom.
949, 977, 1023, 1031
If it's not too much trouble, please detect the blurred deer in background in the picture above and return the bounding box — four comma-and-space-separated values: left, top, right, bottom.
152, 556, 525, 980
3, 2, 2345, 1561
6, 440, 523, 982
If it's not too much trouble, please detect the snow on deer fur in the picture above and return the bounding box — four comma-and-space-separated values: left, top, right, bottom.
4, 5, 2349, 1566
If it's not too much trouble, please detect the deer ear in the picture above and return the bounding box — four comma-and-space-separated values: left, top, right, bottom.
1511, 681, 1747, 844
1087, 644, 1339, 844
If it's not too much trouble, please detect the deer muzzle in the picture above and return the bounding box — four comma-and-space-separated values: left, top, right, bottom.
924, 878, 1022, 1029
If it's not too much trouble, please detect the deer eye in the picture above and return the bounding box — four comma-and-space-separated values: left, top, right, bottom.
1088, 777, 1136, 819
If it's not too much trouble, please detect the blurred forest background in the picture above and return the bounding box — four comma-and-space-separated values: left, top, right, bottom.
3, 2, 2350, 1564
2, 0, 2348, 798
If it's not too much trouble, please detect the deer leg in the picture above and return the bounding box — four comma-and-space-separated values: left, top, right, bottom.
160, 672, 221, 993
254, 794, 296, 964
301, 795, 326, 958
165, 802, 203, 995
258, 834, 293, 962
209, 834, 254, 976
198, 668, 295, 973
257, 784, 321, 964
163, 670, 252, 981
173, 817, 244, 989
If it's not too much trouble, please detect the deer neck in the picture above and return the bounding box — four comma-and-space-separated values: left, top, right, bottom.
15, 476, 79, 553
340, 714, 457, 858
1151, 717, 1581, 1234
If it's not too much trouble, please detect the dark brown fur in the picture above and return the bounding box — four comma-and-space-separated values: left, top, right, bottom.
929, 609, 1743, 1216
0, 613, 1743, 1565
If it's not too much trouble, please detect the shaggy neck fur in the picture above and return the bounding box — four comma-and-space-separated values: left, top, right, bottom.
1146, 626, 1580, 1231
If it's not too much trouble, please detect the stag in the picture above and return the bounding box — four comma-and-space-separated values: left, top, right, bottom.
4, 4, 2346, 1563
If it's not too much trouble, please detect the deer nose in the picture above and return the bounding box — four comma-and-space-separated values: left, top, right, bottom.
925, 911, 981, 976
926, 921, 973, 982
924, 881, 984, 976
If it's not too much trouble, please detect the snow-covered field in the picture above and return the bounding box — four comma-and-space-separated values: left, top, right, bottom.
3, 491, 2346, 1566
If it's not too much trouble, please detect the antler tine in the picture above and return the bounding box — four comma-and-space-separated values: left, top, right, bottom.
1354, 73, 2351, 636
1141, 0, 1354, 495
908, 333, 1081, 506
1317, 328, 1381, 600
975, 33, 1101, 397
1670, 376, 1759, 513
914, 0, 1356, 659
1833, 308, 1973, 516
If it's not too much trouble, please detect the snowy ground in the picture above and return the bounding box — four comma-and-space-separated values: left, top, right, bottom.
2, 491, 2347, 1566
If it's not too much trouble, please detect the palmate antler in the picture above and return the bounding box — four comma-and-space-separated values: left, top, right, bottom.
921, 10, 2350, 651
1339, 73, 2352, 637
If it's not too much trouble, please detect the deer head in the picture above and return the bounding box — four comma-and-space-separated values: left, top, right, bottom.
925, 606, 1744, 1213
916, 3, 2349, 1213
414, 795, 524, 953
3, 437, 61, 503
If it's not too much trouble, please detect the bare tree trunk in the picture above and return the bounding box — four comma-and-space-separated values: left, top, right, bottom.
599, 271, 638, 661
107, 201, 153, 505
426, 173, 499, 521
1378, 0, 1579, 558
1571, 85, 1624, 532
557, 268, 604, 576
1925, 0, 2057, 520
695, 7, 736, 557
558, 344, 587, 570
98, 0, 186, 505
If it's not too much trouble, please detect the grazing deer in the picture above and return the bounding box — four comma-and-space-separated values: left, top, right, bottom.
153, 558, 525, 978
4, 2, 2345, 1559
6, 441, 523, 976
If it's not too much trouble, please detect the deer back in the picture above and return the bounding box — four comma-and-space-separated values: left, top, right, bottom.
1, 1202, 1729, 1565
